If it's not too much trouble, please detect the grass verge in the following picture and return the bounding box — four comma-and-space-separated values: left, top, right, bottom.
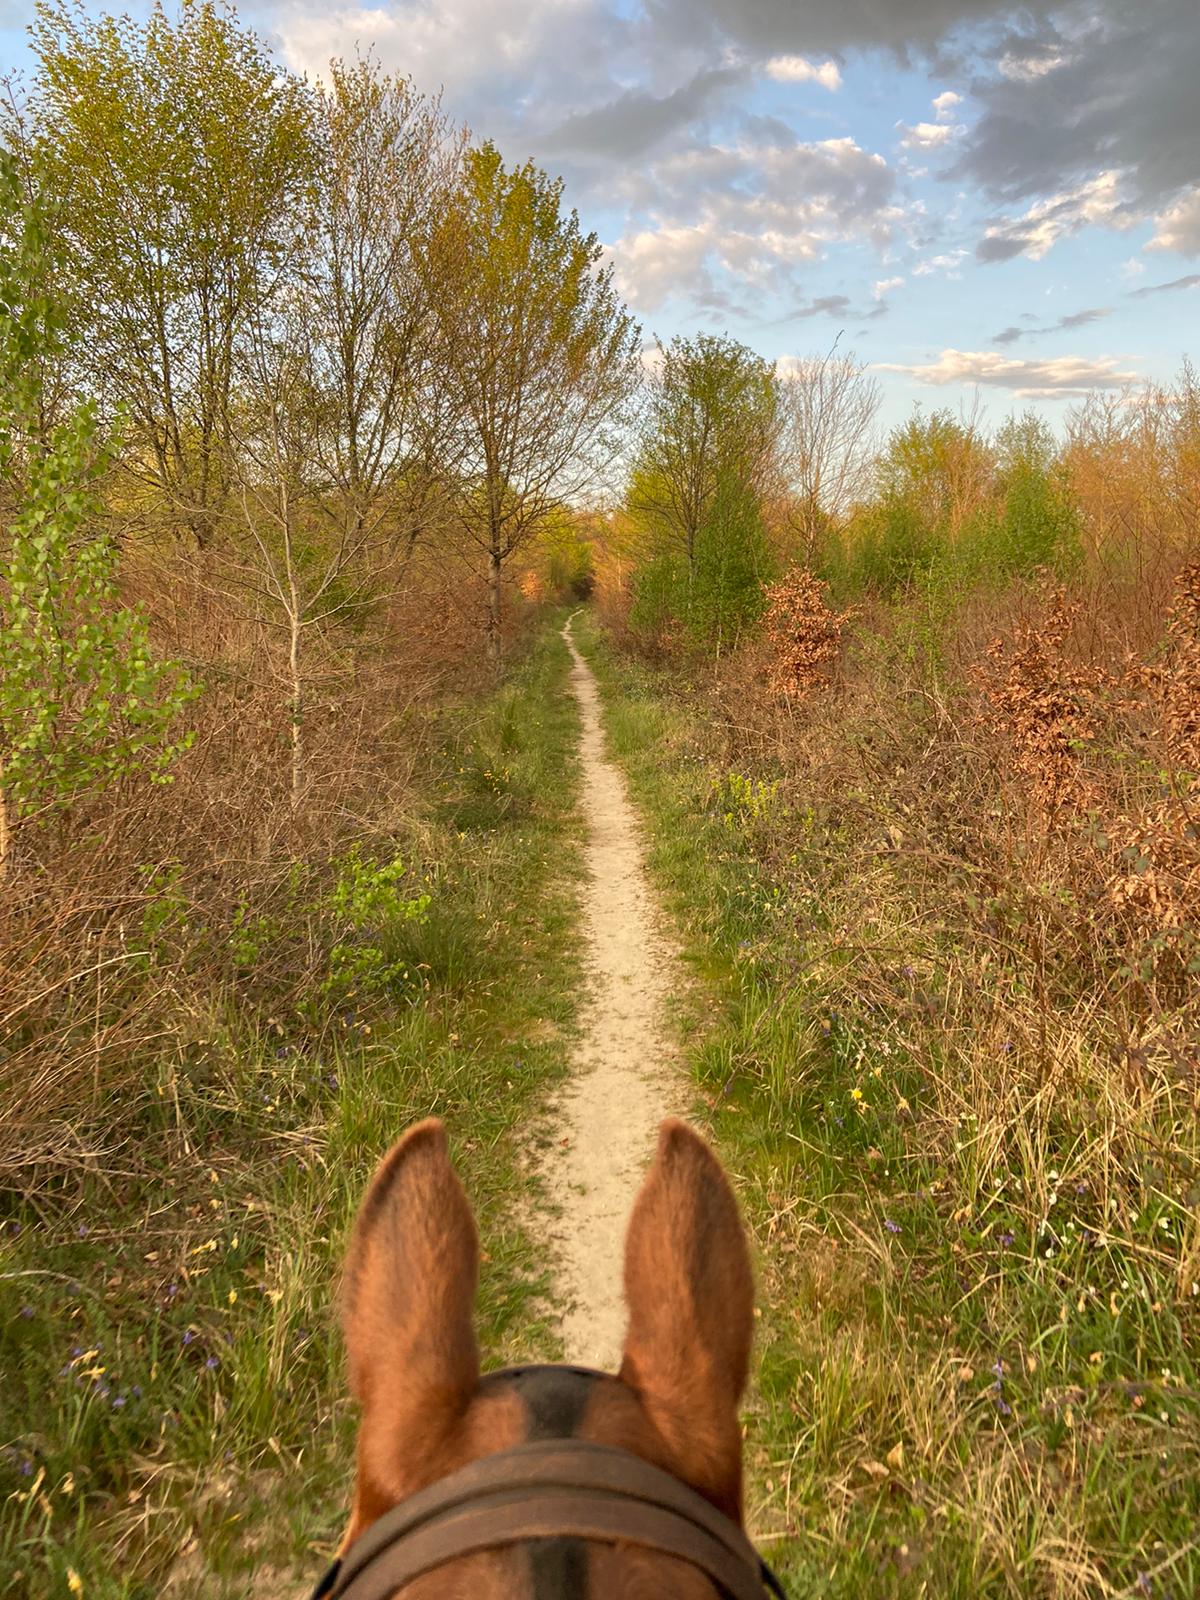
573, 609, 1200, 1600
0, 622, 583, 1599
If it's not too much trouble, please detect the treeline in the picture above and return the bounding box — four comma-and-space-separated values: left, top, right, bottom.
605, 330, 1199, 659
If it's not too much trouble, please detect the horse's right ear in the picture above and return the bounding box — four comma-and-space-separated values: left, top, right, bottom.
341, 1119, 480, 1539
619, 1119, 754, 1520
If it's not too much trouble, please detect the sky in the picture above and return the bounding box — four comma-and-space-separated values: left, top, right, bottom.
3, 0, 1198, 431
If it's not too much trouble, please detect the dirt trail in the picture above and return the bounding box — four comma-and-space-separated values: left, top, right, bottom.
538, 616, 683, 1370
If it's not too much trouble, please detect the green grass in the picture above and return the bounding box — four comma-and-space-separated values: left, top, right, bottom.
0, 623, 585, 1598
572, 609, 1200, 1600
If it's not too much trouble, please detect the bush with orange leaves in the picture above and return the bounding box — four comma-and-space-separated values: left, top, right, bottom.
972, 590, 1113, 809
1107, 563, 1200, 937
761, 568, 854, 698
518, 568, 547, 604
1136, 561, 1200, 768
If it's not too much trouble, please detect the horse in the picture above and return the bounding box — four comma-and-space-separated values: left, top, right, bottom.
312, 1115, 786, 1598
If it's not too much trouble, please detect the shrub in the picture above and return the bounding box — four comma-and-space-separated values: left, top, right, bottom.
761, 568, 854, 698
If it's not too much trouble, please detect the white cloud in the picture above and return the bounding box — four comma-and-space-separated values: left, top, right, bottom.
912, 250, 967, 278
898, 120, 962, 150
978, 171, 1131, 262
997, 50, 1067, 82
876, 348, 1140, 397
765, 55, 842, 91
873, 276, 904, 300
609, 133, 896, 311
1121, 257, 1147, 279
610, 225, 726, 313
272, 0, 623, 126
1147, 186, 1200, 255
932, 90, 962, 121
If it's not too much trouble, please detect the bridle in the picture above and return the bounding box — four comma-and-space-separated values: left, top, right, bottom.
312, 1407, 789, 1600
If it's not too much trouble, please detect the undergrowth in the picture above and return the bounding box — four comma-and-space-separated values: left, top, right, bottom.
575, 606, 1200, 1600
0, 625, 583, 1599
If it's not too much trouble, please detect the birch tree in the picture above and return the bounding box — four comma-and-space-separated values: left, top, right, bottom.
777, 346, 881, 559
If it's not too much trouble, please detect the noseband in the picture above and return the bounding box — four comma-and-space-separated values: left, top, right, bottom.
312, 1437, 788, 1600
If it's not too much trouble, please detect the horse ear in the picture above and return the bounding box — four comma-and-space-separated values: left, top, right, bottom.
619, 1119, 754, 1519
341, 1119, 479, 1531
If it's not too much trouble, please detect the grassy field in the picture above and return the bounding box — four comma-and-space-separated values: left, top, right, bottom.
0, 625, 583, 1599
573, 609, 1200, 1600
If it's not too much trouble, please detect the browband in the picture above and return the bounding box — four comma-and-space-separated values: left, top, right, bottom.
312, 1438, 788, 1599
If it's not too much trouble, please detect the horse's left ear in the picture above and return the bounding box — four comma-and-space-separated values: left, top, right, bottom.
341, 1119, 479, 1536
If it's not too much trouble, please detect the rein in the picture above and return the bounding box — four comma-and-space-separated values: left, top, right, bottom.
312, 1438, 788, 1599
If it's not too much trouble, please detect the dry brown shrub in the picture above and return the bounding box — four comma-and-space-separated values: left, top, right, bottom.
0, 530, 534, 1185
1134, 560, 1200, 767
1104, 563, 1200, 937
761, 567, 855, 698
972, 590, 1113, 809
1106, 794, 1200, 932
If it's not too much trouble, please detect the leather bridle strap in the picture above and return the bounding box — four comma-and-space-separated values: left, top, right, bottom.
316, 1440, 784, 1600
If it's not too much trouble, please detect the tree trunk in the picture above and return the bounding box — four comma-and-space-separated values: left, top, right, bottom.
0, 767, 10, 878
289, 610, 304, 812
486, 546, 503, 668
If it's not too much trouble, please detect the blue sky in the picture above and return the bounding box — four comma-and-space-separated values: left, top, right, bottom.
4, 0, 1197, 432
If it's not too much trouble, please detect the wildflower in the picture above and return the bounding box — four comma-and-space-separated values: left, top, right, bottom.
205, 1356, 219, 1371
999, 1231, 1015, 1248
67, 1570, 83, 1596
850, 1087, 863, 1102
884, 1219, 901, 1235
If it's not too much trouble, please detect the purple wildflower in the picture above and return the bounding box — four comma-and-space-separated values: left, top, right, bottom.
204, 1356, 219, 1371
999, 1231, 1015, 1247
884, 1219, 902, 1235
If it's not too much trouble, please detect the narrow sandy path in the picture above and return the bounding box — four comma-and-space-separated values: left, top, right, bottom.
538, 616, 683, 1370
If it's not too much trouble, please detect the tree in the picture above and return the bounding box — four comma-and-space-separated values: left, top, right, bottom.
989, 411, 1080, 575
0, 152, 193, 870
875, 407, 994, 536
20, 0, 314, 546
427, 141, 641, 664
629, 334, 778, 575
224, 62, 465, 811
305, 61, 465, 570
626, 334, 777, 651
776, 344, 881, 560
